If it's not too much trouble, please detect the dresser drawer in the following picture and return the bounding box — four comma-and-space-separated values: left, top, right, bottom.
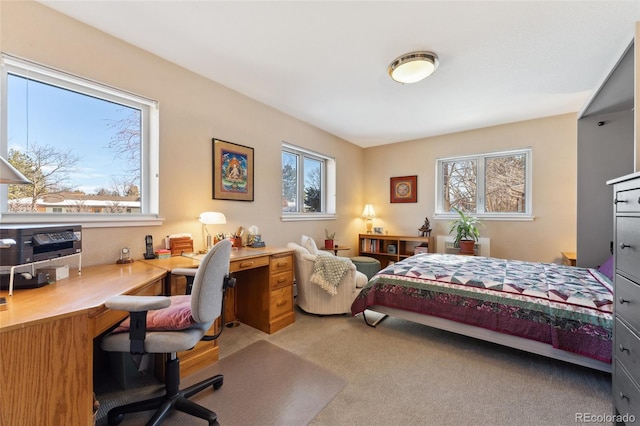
270, 254, 293, 273
269, 286, 293, 320
616, 188, 640, 213
617, 216, 640, 281
616, 318, 640, 383
616, 274, 640, 334
270, 270, 293, 290
614, 361, 640, 421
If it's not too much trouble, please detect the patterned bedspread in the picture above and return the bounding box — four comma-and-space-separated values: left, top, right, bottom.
351, 254, 613, 363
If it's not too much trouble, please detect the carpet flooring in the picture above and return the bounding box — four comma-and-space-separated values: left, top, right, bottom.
95, 307, 613, 426
95, 340, 345, 426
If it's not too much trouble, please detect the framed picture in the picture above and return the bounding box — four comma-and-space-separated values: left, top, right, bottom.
373, 227, 384, 235
390, 175, 417, 203
213, 138, 254, 201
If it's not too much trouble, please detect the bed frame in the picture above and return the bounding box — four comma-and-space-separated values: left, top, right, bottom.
362, 305, 612, 373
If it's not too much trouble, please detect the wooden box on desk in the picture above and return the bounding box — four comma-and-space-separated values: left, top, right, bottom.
169, 237, 193, 256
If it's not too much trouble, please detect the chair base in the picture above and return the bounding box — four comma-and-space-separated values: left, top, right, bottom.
107, 357, 222, 426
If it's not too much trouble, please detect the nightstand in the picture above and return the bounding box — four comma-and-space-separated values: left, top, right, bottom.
561, 252, 576, 266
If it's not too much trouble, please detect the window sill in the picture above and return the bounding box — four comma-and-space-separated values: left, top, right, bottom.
433, 213, 535, 221
281, 213, 337, 222
0, 213, 164, 228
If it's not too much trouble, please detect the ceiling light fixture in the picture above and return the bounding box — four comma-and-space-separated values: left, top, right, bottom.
388, 51, 439, 84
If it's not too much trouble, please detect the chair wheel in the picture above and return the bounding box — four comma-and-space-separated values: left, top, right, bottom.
213, 377, 224, 390
107, 412, 124, 425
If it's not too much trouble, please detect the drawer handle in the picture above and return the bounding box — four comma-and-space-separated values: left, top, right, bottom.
619, 344, 630, 353
239, 261, 254, 268
277, 277, 287, 283
276, 300, 287, 307
620, 392, 629, 401
620, 243, 632, 250
614, 198, 627, 205
276, 261, 288, 267
619, 297, 629, 304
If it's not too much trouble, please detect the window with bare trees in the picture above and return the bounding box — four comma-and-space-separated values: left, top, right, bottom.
1, 55, 159, 225
436, 149, 532, 218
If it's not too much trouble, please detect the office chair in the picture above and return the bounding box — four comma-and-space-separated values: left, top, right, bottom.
101, 239, 233, 426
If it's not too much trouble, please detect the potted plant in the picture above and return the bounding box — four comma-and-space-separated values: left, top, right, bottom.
324, 229, 335, 249
449, 207, 481, 255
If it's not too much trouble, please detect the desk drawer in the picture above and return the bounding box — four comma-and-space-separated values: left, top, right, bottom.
270, 254, 293, 273
270, 286, 293, 320
270, 270, 293, 290
230, 255, 269, 273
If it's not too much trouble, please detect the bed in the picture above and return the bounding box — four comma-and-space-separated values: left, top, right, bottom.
351, 253, 613, 372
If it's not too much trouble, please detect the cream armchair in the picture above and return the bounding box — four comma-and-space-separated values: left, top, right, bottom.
287, 236, 367, 315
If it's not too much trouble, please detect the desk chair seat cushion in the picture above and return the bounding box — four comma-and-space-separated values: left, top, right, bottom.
113, 295, 195, 333
103, 321, 212, 354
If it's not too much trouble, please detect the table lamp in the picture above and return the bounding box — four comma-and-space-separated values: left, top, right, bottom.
361, 204, 376, 234
199, 211, 226, 251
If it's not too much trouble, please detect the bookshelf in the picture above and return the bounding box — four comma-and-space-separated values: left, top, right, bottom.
358, 234, 434, 266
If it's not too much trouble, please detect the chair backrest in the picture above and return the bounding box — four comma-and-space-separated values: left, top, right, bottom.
190, 239, 232, 324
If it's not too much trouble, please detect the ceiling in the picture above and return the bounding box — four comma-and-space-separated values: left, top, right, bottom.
39, 1, 640, 148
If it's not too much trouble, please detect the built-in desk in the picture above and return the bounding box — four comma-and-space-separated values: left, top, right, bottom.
0, 246, 295, 425
0, 262, 166, 426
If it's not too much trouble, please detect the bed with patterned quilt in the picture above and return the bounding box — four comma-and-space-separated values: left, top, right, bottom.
350, 253, 613, 372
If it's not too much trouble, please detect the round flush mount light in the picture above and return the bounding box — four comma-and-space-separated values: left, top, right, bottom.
388, 51, 439, 84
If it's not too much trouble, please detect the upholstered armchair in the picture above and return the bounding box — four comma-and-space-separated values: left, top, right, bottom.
287, 235, 367, 315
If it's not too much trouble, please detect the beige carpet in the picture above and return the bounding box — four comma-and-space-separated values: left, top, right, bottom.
95, 340, 346, 425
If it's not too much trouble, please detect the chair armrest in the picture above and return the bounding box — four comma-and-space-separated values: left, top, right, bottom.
105, 295, 170, 312
171, 267, 197, 277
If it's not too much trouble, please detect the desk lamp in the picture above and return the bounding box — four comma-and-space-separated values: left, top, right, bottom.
361, 204, 376, 234
199, 211, 226, 251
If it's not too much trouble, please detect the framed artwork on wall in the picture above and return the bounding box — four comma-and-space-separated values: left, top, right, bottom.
390, 175, 417, 203
212, 138, 254, 201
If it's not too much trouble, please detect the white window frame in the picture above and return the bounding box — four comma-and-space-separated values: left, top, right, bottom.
0, 54, 162, 228
434, 148, 534, 221
281, 142, 336, 222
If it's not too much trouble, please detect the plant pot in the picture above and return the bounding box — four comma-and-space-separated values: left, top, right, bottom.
458, 240, 476, 256
324, 239, 334, 249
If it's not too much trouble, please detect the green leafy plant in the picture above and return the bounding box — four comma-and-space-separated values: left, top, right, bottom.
449, 207, 481, 245
324, 229, 335, 239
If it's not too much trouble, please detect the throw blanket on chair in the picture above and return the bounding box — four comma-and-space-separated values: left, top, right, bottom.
310, 255, 352, 295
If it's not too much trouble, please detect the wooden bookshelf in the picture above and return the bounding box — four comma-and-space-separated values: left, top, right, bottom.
358, 234, 434, 266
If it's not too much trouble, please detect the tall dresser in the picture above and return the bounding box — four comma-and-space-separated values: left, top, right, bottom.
609, 171, 640, 425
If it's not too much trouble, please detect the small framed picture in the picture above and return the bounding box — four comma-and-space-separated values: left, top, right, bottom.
390, 175, 417, 203
373, 227, 383, 235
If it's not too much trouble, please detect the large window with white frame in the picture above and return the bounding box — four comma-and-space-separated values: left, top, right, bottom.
435, 148, 532, 219
0, 54, 160, 225
281, 143, 336, 220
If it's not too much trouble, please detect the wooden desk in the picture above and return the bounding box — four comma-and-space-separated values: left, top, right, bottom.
0, 262, 166, 426
141, 247, 295, 377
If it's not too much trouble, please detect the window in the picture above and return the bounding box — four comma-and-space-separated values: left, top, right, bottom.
281, 143, 336, 220
435, 148, 532, 219
0, 54, 160, 226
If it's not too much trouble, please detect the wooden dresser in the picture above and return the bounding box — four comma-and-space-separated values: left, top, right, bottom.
609, 171, 640, 424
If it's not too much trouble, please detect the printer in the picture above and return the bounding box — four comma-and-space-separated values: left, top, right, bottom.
0, 224, 82, 289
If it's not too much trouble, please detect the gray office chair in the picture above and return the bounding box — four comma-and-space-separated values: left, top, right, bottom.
101, 239, 232, 426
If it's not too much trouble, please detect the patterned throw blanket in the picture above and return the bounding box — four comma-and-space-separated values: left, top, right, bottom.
310, 255, 352, 295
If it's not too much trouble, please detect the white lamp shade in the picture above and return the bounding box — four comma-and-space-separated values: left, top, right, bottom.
0, 156, 31, 184
198, 211, 227, 225
361, 204, 376, 219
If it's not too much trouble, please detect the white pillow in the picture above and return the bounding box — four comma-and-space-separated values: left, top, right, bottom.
301, 235, 318, 255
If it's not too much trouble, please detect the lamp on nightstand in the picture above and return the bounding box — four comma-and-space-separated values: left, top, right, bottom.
199, 211, 226, 251
361, 204, 376, 234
